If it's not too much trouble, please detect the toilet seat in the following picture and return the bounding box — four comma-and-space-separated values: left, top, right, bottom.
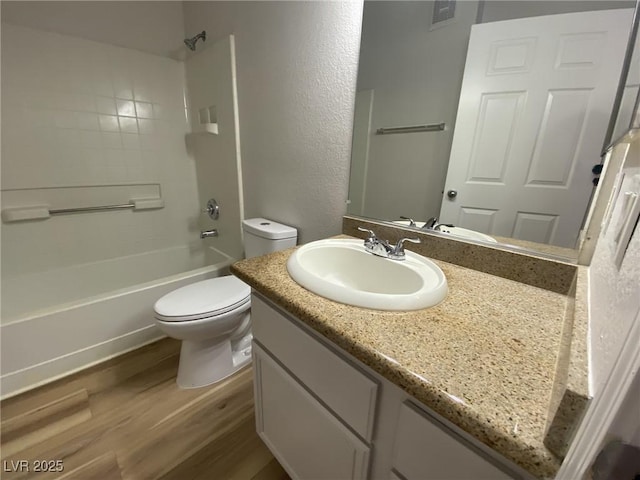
154, 276, 251, 322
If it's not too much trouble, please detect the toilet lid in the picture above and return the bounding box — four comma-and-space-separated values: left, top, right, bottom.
154, 276, 251, 322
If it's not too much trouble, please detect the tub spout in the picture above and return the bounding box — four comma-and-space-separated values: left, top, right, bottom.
200, 229, 218, 239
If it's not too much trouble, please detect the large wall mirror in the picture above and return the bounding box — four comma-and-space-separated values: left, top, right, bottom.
606, 0, 640, 148
347, 0, 638, 262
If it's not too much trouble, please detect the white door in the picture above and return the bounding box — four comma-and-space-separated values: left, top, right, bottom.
440, 9, 632, 248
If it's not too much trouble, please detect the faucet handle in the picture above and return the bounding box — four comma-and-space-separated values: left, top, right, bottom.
399, 216, 417, 227
357, 226, 376, 236
357, 226, 377, 245
389, 237, 421, 260
424, 217, 438, 229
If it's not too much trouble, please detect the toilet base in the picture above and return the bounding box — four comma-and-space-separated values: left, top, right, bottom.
176, 333, 253, 389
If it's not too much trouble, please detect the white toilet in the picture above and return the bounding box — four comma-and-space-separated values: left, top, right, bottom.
153, 218, 297, 388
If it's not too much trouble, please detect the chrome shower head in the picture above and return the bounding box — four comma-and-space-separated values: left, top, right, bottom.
184, 31, 206, 51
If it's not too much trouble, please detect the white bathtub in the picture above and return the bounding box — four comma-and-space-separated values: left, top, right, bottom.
1, 244, 234, 399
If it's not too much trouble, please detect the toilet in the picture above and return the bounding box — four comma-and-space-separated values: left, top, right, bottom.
153, 218, 297, 388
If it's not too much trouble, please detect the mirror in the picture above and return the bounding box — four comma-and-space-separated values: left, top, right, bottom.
347, 0, 637, 262
606, 0, 640, 149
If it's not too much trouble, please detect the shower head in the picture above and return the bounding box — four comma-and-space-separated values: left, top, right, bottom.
184, 31, 206, 51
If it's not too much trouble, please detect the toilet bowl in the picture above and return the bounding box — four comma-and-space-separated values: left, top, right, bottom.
153, 218, 297, 388
154, 276, 252, 388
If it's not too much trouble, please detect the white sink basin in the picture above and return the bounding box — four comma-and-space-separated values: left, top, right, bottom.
287, 238, 447, 311
393, 221, 497, 243
436, 226, 498, 243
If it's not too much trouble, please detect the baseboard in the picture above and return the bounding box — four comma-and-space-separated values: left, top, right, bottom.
1, 326, 165, 400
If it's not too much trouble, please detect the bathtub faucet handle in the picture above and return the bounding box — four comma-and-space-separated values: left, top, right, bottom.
200, 229, 218, 239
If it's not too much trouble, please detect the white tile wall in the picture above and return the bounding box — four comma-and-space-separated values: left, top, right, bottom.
1, 24, 200, 278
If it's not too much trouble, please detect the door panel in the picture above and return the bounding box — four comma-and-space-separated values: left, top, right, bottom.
253, 345, 370, 480
441, 9, 632, 247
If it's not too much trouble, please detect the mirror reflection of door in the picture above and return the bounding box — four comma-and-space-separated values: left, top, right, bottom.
441, 9, 632, 248
347, 1, 636, 255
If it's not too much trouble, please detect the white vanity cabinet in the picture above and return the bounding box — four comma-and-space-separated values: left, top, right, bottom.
253, 345, 371, 479
251, 294, 526, 480
391, 402, 514, 480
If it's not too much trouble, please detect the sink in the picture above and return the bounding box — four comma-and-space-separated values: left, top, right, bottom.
393, 220, 497, 243
286, 238, 447, 311
436, 226, 498, 243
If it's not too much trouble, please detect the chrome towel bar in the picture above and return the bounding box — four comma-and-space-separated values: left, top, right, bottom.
1, 198, 164, 222
49, 203, 135, 215
376, 123, 446, 135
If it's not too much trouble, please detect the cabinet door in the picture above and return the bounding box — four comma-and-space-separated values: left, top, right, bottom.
392, 402, 515, 480
252, 295, 378, 441
253, 344, 370, 480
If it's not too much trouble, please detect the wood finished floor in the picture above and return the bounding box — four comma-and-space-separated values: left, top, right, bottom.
0, 338, 290, 480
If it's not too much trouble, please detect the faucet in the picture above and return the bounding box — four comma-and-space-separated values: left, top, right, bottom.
200, 229, 218, 239
389, 237, 422, 260
423, 217, 438, 229
399, 216, 417, 227
357, 227, 392, 256
357, 227, 421, 261
422, 217, 454, 231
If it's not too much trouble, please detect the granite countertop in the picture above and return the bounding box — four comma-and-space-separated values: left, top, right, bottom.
231, 236, 568, 479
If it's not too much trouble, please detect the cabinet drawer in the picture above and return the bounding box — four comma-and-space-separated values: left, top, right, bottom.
254, 344, 370, 480
252, 295, 378, 441
392, 402, 515, 480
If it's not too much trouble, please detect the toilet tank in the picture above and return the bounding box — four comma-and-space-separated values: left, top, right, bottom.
242, 218, 297, 258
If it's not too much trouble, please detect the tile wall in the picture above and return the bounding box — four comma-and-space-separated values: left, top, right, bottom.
1, 24, 200, 277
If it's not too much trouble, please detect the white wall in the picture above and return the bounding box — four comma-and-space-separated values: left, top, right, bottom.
0, 1, 185, 58
589, 136, 640, 394
480, 0, 635, 24
1, 23, 200, 300
182, 1, 364, 243
354, 1, 478, 221
560, 137, 640, 477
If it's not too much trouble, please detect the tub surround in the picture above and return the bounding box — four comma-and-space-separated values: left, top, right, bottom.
231, 234, 589, 478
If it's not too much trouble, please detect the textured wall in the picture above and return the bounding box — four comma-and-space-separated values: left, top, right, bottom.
0, 1, 185, 58
607, 366, 640, 447
589, 136, 640, 394
182, 1, 364, 243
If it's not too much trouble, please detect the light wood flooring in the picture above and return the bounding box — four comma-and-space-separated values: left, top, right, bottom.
0, 338, 290, 480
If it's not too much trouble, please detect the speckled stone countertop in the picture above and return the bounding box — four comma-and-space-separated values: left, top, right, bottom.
231, 237, 569, 479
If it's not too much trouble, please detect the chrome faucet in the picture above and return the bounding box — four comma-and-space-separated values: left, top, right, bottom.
389, 237, 422, 260
357, 227, 392, 257
357, 227, 421, 261
399, 216, 417, 227
423, 216, 454, 231
424, 217, 438, 229
200, 229, 218, 239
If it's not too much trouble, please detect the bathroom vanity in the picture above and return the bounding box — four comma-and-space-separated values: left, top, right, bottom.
231, 232, 585, 480
251, 294, 522, 479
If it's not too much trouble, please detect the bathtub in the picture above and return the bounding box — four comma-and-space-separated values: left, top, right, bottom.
1, 244, 233, 399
